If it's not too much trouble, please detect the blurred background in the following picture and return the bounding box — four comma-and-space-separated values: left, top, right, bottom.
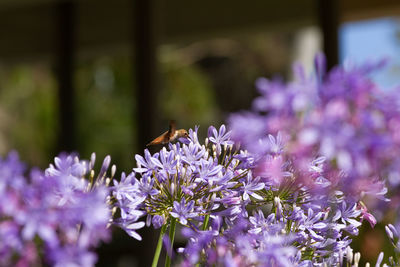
0, 0, 400, 265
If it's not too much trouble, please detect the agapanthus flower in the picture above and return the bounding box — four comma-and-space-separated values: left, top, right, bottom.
240, 172, 264, 201
229, 53, 394, 206
170, 198, 197, 225
115, 124, 382, 266
207, 124, 234, 155
179, 215, 297, 267
0, 152, 113, 267
112, 54, 395, 267
111, 125, 252, 239
217, 54, 400, 267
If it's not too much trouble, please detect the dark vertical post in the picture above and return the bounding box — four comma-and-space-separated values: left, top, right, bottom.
55, 0, 75, 152
134, 0, 157, 150
132, 0, 158, 265
317, 0, 339, 70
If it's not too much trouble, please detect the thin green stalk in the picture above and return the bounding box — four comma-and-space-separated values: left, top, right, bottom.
152, 224, 167, 267
165, 217, 177, 267
202, 214, 210, 231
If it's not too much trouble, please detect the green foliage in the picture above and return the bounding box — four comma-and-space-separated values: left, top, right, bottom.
159, 51, 219, 138
75, 56, 135, 171
0, 64, 57, 167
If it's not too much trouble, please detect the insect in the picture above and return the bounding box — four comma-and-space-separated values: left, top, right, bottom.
146, 120, 189, 146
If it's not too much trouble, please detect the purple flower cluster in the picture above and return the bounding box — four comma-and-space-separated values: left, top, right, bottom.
178, 132, 377, 266
179, 216, 297, 266
2, 54, 397, 266
229, 54, 395, 202
112, 123, 381, 266
111, 125, 247, 239
110, 54, 397, 266
0, 152, 112, 267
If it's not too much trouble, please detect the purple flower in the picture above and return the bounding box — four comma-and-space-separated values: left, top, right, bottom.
152, 215, 165, 229
254, 154, 292, 186
120, 220, 146, 241
111, 109, 382, 266
170, 198, 197, 225
112, 172, 140, 202
297, 208, 328, 242
228, 112, 268, 155
194, 158, 222, 183
0, 152, 112, 267
112, 125, 249, 244
181, 142, 205, 166
180, 215, 297, 266
224, 56, 397, 266
332, 201, 362, 234
208, 125, 234, 155
256, 234, 297, 267
48, 244, 97, 267
138, 174, 159, 198
180, 220, 219, 265
240, 172, 264, 201
248, 210, 282, 235
134, 149, 162, 173
0, 151, 26, 192
187, 125, 201, 146
229, 54, 395, 207
46, 153, 87, 180
159, 147, 178, 177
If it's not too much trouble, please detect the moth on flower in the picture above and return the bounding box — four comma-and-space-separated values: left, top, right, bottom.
146, 120, 189, 146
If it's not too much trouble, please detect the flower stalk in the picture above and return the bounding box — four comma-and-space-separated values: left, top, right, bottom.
152, 224, 167, 267
202, 214, 210, 231
165, 217, 177, 267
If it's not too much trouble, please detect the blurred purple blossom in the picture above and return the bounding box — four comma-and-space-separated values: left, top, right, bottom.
229, 54, 396, 199
229, 53, 395, 212
0, 152, 112, 267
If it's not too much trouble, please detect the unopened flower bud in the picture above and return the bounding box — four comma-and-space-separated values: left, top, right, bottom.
346, 246, 353, 263
90, 152, 96, 170
386, 225, 394, 241
354, 252, 360, 266
152, 215, 165, 229
99, 155, 111, 180
274, 196, 283, 219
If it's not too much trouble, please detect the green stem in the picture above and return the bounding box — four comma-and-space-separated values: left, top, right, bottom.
165, 218, 177, 267
152, 224, 167, 267
202, 214, 210, 231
